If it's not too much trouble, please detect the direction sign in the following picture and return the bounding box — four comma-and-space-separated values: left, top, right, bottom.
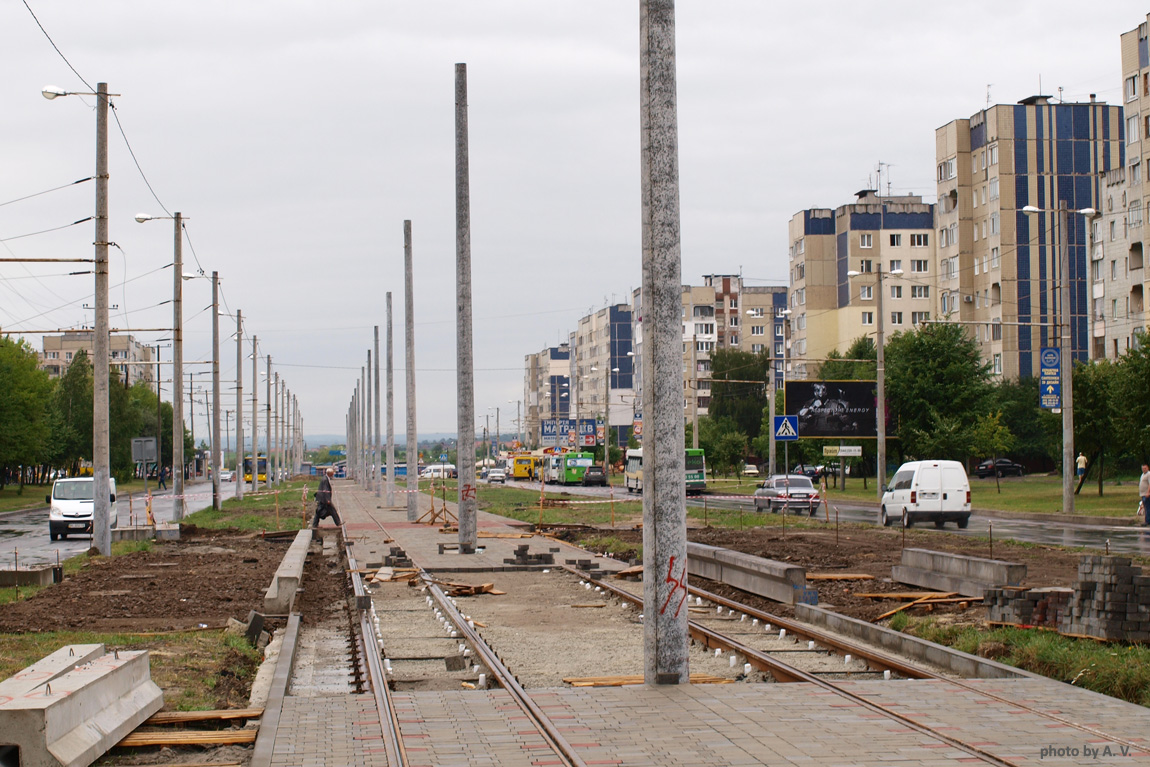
822, 445, 862, 457
773, 415, 799, 441
1039, 347, 1061, 410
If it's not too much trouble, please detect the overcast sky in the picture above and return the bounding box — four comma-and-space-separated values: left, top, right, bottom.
0, 1, 1140, 442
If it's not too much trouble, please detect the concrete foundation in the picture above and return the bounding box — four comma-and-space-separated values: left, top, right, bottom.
111, 526, 154, 542
892, 547, 1025, 598
0, 644, 163, 767
686, 542, 812, 605
0, 567, 56, 587
264, 530, 312, 614
154, 524, 180, 541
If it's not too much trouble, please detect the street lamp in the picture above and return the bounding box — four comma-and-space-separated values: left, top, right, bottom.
846, 265, 902, 499
45, 82, 115, 555
1021, 203, 1096, 515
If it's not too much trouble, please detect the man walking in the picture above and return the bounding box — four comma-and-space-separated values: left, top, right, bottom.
1140, 463, 1150, 527
311, 467, 342, 528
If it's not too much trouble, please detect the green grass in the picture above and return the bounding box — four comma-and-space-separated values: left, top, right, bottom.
185, 480, 313, 530
473, 484, 641, 527
900, 616, 1150, 707
0, 630, 261, 711
0, 484, 52, 514
578, 534, 641, 561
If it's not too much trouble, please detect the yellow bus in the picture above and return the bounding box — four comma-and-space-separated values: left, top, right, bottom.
509, 454, 543, 480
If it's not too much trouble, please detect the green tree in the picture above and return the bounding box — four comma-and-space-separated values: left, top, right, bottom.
0, 337, 54, 488
50, 350, 94, 476
970, 411, 1015, 493
693, 415, 746, 478
1113, 331, 1150, 464
885, 323, 993, 461
992, 377, 1059, 466
817, 336, 876, 380
707, 349, 769, 440
1072, 360, 1118, 495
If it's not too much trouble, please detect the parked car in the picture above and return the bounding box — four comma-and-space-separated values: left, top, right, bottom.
47, 477, 118, 541
742, 464, 760, 477
582, 465, 608, 486
880, 460, 971, 529
486, 468, 506, 484
219, 469, 235, 482
753, 474, 820, 515
975, 458, 1024, 478
791, 464, 823, 479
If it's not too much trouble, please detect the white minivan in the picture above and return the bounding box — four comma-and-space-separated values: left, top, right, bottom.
47, 477, 118, 541
880, 460, 971, 529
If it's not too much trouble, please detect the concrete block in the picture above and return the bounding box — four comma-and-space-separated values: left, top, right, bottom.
111, 526, 154, 543
899, 548, 1025, 586
0, 567, 56, 587
264, 529, 312, 614
0, 645, 163, 767
154, 524, 180, 541
891, 565, 996, 598
686, 542, 806, 605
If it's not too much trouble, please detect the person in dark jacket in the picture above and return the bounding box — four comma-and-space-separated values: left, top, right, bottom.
311, 467, 342, 527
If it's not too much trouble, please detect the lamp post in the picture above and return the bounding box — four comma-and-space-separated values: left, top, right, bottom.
847, 265, 901, 499
508, 400, 522, 448
1022, 202, 1096, 515
44, 83, 115, 554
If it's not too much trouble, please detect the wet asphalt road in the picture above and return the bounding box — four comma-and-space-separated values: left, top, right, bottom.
0, 480, 237, 570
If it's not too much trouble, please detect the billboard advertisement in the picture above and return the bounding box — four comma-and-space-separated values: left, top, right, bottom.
784, 380, 878, 438
577, 418, 598, 447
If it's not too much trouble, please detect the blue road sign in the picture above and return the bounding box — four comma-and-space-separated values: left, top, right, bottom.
774, 415, 799, 441
438, 453, 448, 461
1039, 347, 1061, 410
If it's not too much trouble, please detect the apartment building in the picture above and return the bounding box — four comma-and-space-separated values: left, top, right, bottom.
1091, 167, 1144, 358
1114, 18, 1150, 348
787, 191, 937, 378
40, 332, 153, 386
523, 343, 570, 448
936, 96, 1123, 379
568, 304, 635, 447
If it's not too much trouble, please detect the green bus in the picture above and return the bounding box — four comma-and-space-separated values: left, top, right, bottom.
624, 448, 707, 495
544, 451, 594, 485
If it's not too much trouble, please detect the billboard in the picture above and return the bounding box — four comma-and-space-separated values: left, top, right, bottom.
784, 380, 878, 438
542, 418, 575, 448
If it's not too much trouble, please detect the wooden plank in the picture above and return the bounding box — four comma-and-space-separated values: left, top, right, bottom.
117, 730, 258, 747
806, 573, 875, 581
855, 591, 957, 601
563, 673, 733, 687
570, 604, 606, 608
612, 565, 644, 578
145, 708, 263, 725
478, 531, 534, 539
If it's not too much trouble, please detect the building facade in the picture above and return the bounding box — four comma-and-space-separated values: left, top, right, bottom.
569, 304, 635, 447
523, 343, 570, 448
40, 332, 154, 386
1114, 18, 1150, 350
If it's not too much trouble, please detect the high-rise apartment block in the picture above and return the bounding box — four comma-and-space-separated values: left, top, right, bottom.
523, 343, 570, 447
569, 304, 635, 447
40, 332, 153, 386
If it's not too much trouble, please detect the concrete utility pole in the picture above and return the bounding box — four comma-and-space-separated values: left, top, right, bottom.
211, 272, 222, 510
235, 311, 244, 500
690, 334, 698, 450
361, 367, 368, 487
91, 83, 112, 556
875, 266, 887, 499
273, 373, 281, 486
1059, 201, 1075, 516
172, 212, 186, 521
767, 342, 776, 475
266, 356, 272, 487
374, 326, 382, 498
155, 345, 163, 492
385, 299, 396, 506
251, 337, 259, 492
404, 221, 418, 521
367, 351, 374, 491
639, 0, 689, 685
455, 63, 477, 553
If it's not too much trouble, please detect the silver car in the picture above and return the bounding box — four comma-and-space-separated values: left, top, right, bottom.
753, 474, 821, 515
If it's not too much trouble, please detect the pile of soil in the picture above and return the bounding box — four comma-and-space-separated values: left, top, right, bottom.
575, 525, 1083, 623
0, 527, 289, 633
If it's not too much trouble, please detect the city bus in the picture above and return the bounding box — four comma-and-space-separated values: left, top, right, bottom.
624, 448, 707, 495
243, 456, 268, 483
510, 454, 543, 480
544, 452, 594, 485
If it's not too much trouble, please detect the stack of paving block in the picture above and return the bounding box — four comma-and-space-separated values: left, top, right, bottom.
503, 544, 554, 566
564, 557, 601, 575
384, 546, 413, 568
984, 556, 1150, 641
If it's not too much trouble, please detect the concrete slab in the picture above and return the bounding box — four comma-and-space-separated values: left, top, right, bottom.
111, 526, 153, 542
0, 567, 56, 587
894, 547, 1025, 597
687, 541, 810, 604
264, 529, 312, 615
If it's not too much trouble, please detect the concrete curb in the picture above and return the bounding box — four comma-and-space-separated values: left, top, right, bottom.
250, 613, 301, 767
264, 529, 312, 614
795, 603, 1045, 681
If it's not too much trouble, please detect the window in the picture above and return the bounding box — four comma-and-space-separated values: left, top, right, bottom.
729, 315, 739, 327
750, 325, 764, 336
911, 285, 929, 299
911, 233, 928, 248
796, 288, 806, 305
729, 334, 739, 345
1132, 161, 1142, 186
889, 259, 902, 272
696, 340, 714, 352
981, 186, 987, 206
796, 314, 806, 330
1129, 114, 1139, 144
859, 259, 873, 273
890, 311, 903, 325
1111, 260, 1118, 281
747, 307, 764, 318
775, 324, 784, 337
891, 285, 902, 299
1112, 298, 1120, 319
889, 234, 902, 247
729, 297, 738, 309
937, 157, 956, 181
694, 323, 714, 335
860, 285, 873, 300
797, 238, 805, 254
911, 311, 930, 325
974, 257, 980, 274
1127, 75, 1139, 102
861, 312, 874, 325
795, 263, 805, 280
775, 342, 784, 356
1111, 220, 1118, 241
1092, 260, 1103, 281
989, 212, 1000, 235
860, 233, 873, 248
751, 344, 764, 353
911, 259, 928, 273
990, 246, 1000, 269
1130, 200, 1143, 228
988, 144, 998, 165
992, 321, 1002, 341
989, 178, 999, 201
993, 353, 1002, 375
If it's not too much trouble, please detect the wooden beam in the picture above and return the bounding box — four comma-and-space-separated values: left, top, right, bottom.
145, 708, 263, 725
117, 730, 258, 747
806, 573, 875, 581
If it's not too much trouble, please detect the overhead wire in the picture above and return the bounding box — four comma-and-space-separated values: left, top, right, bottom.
0, 177, 93, 208
20, 0, 94, 92
0, 216, 92, 242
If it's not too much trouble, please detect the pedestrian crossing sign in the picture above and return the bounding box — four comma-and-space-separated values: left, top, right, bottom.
774, 415, 799, 441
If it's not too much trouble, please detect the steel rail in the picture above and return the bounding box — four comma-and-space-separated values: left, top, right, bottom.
423, 576, 590, 767
581, 568, 1021, 767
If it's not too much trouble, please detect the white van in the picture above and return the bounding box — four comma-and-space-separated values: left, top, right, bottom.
419, 463, 456, 479
880, 460, 970, 529
47, 477, 118, 541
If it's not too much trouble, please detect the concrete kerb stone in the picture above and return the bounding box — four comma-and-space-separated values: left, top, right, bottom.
0, 644, 163, 767
893, 547, 1025, 598
0, 567, 57, 587
250, 614, 301, 767
264, 529, 312, 615
686, 542, 809, 605
795, 603, 1043, 680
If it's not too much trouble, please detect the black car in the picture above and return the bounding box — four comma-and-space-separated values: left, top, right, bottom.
975, 458, 1024, 478
791, 464, 823, 479
582, 465, 607, 486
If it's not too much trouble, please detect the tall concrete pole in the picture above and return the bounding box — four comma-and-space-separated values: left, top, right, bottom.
235, 311, 244, 500
92, 82, 112, 556
455, 63, 477, 553
251, 337, 258, 492
767, 351, 776, 476
266, 356, 272, 487
640, 0, 689, 685
690, 334, 698, 449
281, 383, 289, 477
404, 221, 418, 521
876, 266, 887, 499
211, 271, 221, 510
172, 212, 186, 521
275, 373, 282, 485
1059, 201, 1075, 515
374, 325, 382, 498
385, 298, 395, 506
365, 354, 373, 490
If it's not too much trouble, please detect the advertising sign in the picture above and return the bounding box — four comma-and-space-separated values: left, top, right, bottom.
1039, 347, 1061, 410
785, 380, 878, 438
632, 411, 642, 439
577, 418, 597, 447
541, 418, 557, 447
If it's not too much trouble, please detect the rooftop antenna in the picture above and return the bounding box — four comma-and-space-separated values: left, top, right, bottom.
1057, 86, 1063, 103
877, 161, 890, 198
986, 83, 993, 109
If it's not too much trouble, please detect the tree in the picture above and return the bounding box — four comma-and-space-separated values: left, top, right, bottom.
707, 349, 770, 440
1113, 330, 1150, 464
1072, 360, 1118, 495
50, 350, 93, 476
692, 415, 746, 478
817, 336, 876, 380
970, 411, 1015, 494
0, 338, 53, 488
993, 377, 1058, 467
885, 323, 993, 461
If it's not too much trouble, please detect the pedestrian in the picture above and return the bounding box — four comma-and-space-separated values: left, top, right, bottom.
311, 467, 342, 528
157, 466, 167, 491
1076, 452, 1088, 478
1139, 463, 1150, 527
